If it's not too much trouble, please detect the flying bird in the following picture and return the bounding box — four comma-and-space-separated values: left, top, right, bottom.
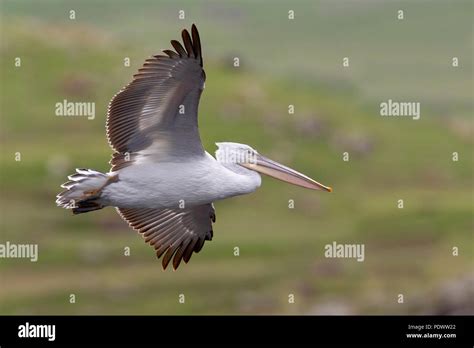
56, 24, 332, 270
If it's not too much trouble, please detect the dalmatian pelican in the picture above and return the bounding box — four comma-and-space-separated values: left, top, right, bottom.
57, 25, 332, 270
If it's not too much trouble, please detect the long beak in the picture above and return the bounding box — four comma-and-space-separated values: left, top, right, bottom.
240, 154, 332, 192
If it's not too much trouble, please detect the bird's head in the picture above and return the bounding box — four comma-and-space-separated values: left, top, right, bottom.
215, 142, 332, 192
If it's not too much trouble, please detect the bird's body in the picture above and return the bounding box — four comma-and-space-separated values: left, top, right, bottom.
57, 25, 331, 270
101, 151, 261, 209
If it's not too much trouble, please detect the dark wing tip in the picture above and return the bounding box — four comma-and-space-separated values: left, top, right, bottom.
181, 28, 195, 58
170, 39, 187, 57
162, 49, 179, 59
191, 24, 203, 67
166, 25, 203, 67
162, 254, 171, 270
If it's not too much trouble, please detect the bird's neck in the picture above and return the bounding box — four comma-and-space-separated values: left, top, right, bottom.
217, 162, 262, 197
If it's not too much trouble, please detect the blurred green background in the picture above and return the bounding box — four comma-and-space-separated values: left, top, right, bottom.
0, 0, 472, 314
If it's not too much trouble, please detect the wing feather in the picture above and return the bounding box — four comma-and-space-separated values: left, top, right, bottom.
191, 24, 203, 66
107, 25, 206, 171
117, 204, 215, 270
181, 29, 195, 58
170, 40, 187, 57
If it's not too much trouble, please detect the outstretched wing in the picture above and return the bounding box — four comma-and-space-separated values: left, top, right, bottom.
117, 204, 216, 270
107, 24, 206, 171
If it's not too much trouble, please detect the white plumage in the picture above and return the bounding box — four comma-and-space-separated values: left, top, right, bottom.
101, 149, 261, 209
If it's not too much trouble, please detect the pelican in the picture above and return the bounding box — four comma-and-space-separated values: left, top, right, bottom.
56, 25, 332, 270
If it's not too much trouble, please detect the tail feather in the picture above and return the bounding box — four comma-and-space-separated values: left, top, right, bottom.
56, 169, 113, 214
